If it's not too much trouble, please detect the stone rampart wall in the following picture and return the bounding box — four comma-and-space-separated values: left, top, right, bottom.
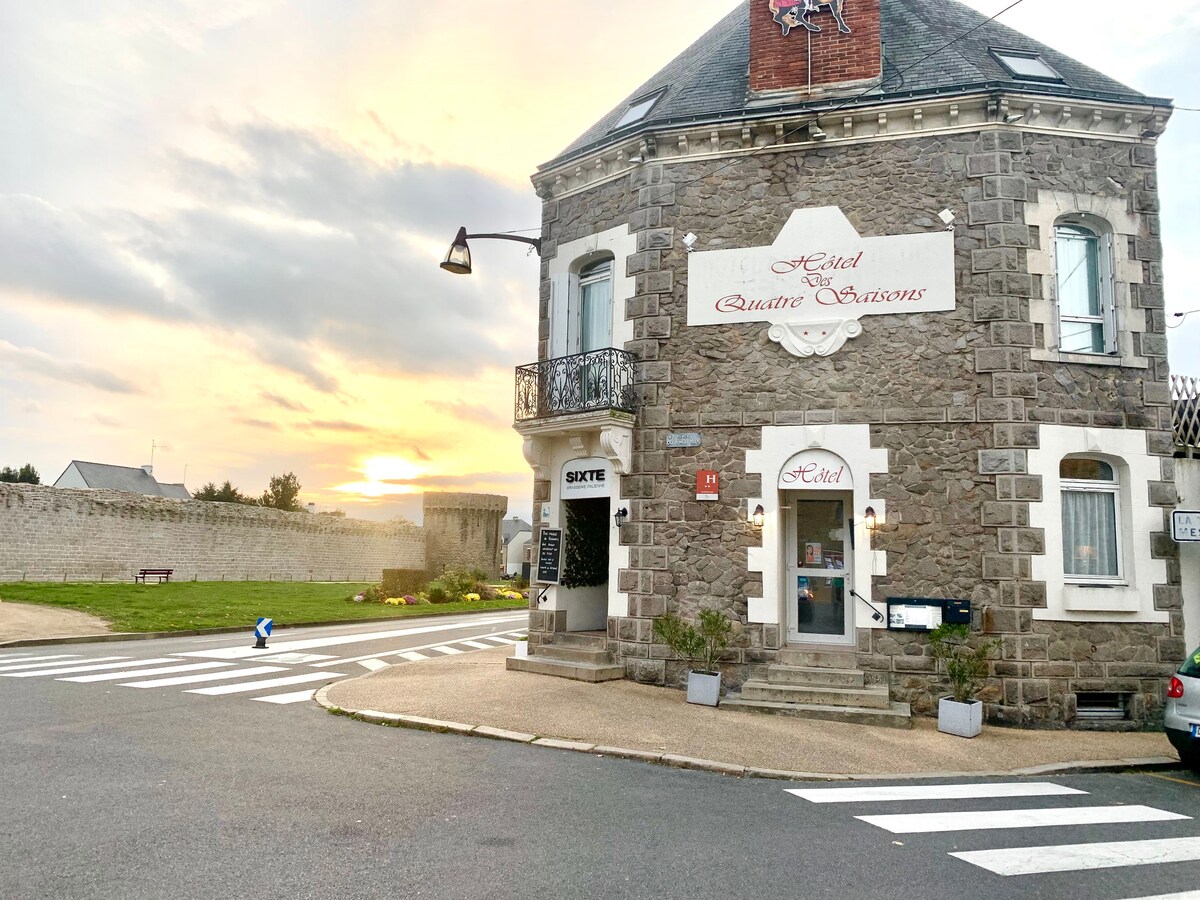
0, 484, 425, 582
423, 492, 508, 578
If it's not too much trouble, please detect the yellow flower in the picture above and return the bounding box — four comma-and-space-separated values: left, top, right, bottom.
464, 593, 481, 602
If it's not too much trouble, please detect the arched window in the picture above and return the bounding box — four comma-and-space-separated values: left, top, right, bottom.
1054, 219, 1114, 355
578, 258, 613, 353
1060, 457, 1122, 581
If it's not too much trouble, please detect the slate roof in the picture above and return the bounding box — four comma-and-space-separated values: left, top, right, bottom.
503, 517, 532, 545
56, 461, 192, 499
547, 0, 1170, 168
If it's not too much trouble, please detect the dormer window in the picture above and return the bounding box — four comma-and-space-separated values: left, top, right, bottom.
612, 90, 665, 130
990, 48, 1062, 82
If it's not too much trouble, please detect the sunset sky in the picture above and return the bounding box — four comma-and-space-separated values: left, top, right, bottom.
1, 1, 1196, 523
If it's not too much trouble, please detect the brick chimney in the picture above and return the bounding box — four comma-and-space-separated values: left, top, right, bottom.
750, 0, 882, 96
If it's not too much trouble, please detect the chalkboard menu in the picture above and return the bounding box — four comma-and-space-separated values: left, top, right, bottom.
536, 528, 563, 585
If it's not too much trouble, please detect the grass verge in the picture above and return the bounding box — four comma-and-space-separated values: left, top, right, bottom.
0, 582, 526, 633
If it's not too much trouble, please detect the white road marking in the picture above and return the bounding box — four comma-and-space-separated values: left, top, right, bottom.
185, 672, 344, 696
787, 782, 1088, 804
253, 690, 317, 705
254, 652, 336, 664
0, 658, 178, 678
399, 651, 429, 662
60, 662, 231, 683
1116, 892, 1200, 900
431, 645, 464, 655
316, 627, 529, 667
860, 805, 1189, 835
0, 656, 108, 672
460, 641, 493, 650
952, 836, 1200, 876
178, 615, 527, 661
0, 655, 53, 664
120, 666, 289, 688
482, 636, 520, 645
357, 659, 389, 672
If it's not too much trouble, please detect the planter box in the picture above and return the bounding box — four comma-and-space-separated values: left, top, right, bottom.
938, 696, 983, 738
687, 671, 722, 707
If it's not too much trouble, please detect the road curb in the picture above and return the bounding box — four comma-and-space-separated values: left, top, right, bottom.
312, 688, 1181, 782
0, 604, 527, 649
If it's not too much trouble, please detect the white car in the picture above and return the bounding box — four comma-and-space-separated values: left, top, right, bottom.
1165, 649, 1200, 770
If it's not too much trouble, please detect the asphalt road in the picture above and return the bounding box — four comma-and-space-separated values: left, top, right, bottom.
3, 615, 1200, 900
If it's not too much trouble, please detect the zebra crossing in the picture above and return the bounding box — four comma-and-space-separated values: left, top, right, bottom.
0, 628, 526, 706
787, 779, 1200, 891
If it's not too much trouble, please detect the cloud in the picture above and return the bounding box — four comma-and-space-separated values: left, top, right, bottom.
0, 196, 180, 318
260, 390, 309, 412
307, 419, 371, 433
0, 340, 143, 394
237, 417, 281, 430
424, 398, 513, 430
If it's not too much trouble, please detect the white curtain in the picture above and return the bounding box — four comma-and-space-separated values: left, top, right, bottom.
580, 277, 612, 353
1062, 490, 1118, 577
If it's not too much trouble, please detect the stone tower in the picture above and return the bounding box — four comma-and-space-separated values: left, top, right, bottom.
422, 492, 508, 578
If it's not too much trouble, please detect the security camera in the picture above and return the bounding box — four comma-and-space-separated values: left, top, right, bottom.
683, 233, 698, 251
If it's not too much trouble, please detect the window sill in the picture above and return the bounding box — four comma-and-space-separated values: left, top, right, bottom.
1062, 582, 1140, 613
1031, 348, 1143, 368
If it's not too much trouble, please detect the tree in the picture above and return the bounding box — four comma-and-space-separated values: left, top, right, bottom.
193, 480, 254, 504
259, 472, 303, 512
0, 464, 40, 484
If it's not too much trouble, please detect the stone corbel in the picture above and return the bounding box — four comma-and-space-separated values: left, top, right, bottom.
599, 424, 634, 476
767, 319, 864, 358
522, 437, 551, 481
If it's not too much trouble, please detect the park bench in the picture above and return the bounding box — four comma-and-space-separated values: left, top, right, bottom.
134, 568, 174, 584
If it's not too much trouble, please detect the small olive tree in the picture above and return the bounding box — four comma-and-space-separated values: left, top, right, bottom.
653, 610, 733, 676
928, 623, 1001, 703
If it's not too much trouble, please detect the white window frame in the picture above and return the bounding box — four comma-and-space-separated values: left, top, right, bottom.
1053, 217, 1117, 356
989, 48, 1063, 82
1060, 456, 1124, 586
578, 258, 614, 353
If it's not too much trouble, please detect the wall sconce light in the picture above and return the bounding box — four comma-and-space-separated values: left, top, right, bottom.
614, 507, 629, 527
751, 504, 766, 528
864, 506, 878, 531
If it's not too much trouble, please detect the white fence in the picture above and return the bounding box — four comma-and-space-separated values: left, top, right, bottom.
1174, 374, 1200, 455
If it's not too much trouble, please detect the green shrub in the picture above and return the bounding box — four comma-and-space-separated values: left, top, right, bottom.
928, 623, 1001, 703
652, 609, 733, 676
425, 568, 479, 604
381, 568, 425, 597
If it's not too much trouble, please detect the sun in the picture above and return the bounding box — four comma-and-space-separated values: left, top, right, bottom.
333, 456, 425, 498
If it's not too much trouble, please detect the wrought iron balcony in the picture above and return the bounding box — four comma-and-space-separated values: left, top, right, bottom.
515, 348, 638, 422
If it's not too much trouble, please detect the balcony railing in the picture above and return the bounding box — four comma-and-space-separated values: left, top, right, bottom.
515, 348, 638, 422
1174, 374, 1200, 454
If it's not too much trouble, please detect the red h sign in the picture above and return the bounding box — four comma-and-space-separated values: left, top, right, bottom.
696, 470, 720, 501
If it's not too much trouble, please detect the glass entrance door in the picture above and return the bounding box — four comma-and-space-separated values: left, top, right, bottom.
786, 494, 853, 645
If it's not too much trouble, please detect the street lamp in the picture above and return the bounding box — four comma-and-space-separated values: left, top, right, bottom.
440, 226, 542, 275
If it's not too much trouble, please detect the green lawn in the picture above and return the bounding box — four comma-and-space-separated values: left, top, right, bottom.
0, 582, 527, 633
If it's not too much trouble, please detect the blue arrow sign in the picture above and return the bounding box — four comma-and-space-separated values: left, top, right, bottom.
255, 617, 273, 638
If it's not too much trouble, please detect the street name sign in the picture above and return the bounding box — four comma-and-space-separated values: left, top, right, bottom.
1174, 510, 1200, 542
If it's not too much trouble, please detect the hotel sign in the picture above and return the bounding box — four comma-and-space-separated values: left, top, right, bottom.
687, 207, 955, 357
778, 449, 853, 490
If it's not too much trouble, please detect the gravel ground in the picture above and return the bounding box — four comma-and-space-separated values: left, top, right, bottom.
0, 600, 112, 643
326, 645, 1177, 775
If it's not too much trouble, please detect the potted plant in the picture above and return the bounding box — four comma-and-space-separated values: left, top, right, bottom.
653, 609, 733, 707
928, 622, 1000, 738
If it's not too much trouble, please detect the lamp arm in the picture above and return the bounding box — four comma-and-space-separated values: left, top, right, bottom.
467, 233, 543, 254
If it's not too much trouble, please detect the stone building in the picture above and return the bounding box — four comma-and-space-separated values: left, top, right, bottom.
510, 0, 1181, 727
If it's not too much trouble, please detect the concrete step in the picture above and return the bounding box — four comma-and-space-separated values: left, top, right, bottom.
535, 644, 614, 665
739, 680, 891, 709
766, 664, 865, 688
505, 654, 625, 683
552, 632, 609, 650
721, 695, 913, 730
778, 647, 859, 669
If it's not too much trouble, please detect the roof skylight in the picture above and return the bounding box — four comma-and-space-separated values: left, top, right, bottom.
613, 91, 665, 130
990, 48, 1063, 82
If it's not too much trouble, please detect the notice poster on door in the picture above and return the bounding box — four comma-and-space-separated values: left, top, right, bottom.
805, 542, 823, 565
